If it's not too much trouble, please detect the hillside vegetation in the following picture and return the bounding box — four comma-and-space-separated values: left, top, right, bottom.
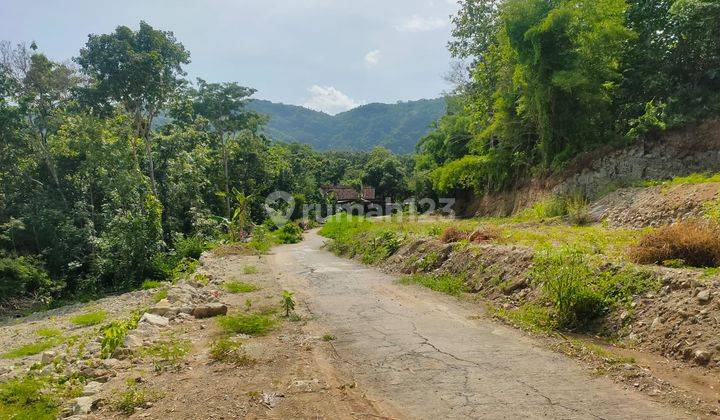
248, 98, 446, 154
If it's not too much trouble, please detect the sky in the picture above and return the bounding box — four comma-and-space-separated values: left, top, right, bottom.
0, 0, 459, 114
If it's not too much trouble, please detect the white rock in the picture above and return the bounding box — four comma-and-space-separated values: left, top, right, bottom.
696, 290, 712, 304
139, 313, 169, 327
72, 396, 96, 415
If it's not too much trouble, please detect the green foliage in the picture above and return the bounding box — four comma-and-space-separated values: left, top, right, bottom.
217, 313, 277, 335
140, 338, 191, 372
532, 247, 658, 329
35, 328, 62, 339
152, 288, 168, 303
0, 256, 54, 304
248, 98, 445, 154
1, 340, 58, 359
100, 312, 141, 358
242, 265, 258, 274
321, 334, 336, 342
223, 281, 259, 294
399, 274, 467, 296
141, 280, 165, 290
70, 310, 106, 327
0, 376, 58, 420
209, 337, 254, 365
281, 290, 296, 317
110, 379, 160, 415
275, 223, 303, 244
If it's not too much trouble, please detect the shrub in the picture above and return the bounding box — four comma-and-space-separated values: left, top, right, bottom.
399, 274, 467, 296
223, 281, 259, 294
276, 223, 303, 244
173, 235, 207, 260
140, 280, 165, 290
440, 227, 467, 243
110, 380, 159, 414
100, 312, 141, 358
362, 231, 402, 264
216, 314, 276, 335
0, 376, 58, 419
152, 288, 168, 303
566, 195, 592, 226
531, 247, 603, 329
70, 310, 106, 327
629, 220, 720, 267
0, 256, 54, 303
468, 226, 500, 243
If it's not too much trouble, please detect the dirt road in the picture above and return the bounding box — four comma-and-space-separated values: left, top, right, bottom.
271, 230, 686, 419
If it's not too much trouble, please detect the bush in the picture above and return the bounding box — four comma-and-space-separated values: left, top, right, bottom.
0, 256, 54, 303
173, 235, 207, 260
0, 376, 58, 419
100, 312, 141, 358
468, 226, 500, 243
276, 223, 303, 244
440, 227, 468, 243
629, 220, 720, 267
531, 248, 603, 329
566, 195, 592, 226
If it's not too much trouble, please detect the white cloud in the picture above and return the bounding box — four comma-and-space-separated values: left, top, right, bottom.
302, 85, 364, 115
395, 14, 448, 32
364, 49, 381, 67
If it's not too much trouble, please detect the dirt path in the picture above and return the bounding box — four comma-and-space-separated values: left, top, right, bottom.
270, 230, 688, 419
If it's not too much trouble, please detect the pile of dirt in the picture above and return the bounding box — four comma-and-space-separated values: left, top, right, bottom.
382, 236, 720, 372
589, 183, 720, 227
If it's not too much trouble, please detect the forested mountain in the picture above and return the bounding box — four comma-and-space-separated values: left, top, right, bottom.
248, 98, 446, 154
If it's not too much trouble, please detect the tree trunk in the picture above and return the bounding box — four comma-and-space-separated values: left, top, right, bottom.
223, 134, 231, 218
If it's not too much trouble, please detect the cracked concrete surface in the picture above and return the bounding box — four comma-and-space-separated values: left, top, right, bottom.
272, 230, 686, 419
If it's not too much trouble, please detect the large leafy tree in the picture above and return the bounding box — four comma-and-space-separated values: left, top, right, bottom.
190, 79, 264, 217
75, 21, 190, 195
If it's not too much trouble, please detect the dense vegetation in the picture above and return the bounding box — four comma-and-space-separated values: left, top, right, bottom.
417, 0, 720, 197
0, 24, 413, 310
248, 98, 446, 154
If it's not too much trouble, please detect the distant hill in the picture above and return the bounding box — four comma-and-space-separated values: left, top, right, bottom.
247, 98, 446, 154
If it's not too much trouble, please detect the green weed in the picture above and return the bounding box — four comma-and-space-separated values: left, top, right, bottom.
0, 375, 58, 419
321, 334, 336, 342
217, 314, 277, 335
1, 340, 57, 359
209, 337, 254, 365
70, 310, 107, 327
141, 338, 191, 372
223, 281, 259, 294
399, 274, 467, 296
242, 265, 258, 274
110, 379, 159, 414
35, 328, 62, 339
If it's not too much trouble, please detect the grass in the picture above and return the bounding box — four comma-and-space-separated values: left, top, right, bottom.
490, 303, 554, 332
0, 376, 59, 419
140, 280, 167, 290
399, 273, 467, 296
110, 380, 160, 414
242, 265, 259, 274
209, 337, 254, 365
35, 327, 62, 339
70, 310, 107, 327
140, 338, 191, 372
1, 340, 57, 359
639, 171, 720, 188
223, 280, 260, 294
152, 288, 168, 303
321, 334, 336, 342
216, 313, 277, 335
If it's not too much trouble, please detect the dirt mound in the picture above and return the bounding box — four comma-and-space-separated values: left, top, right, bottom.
589, 182, 720, 227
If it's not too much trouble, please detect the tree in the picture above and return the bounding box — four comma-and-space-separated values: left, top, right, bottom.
362, 148, 409, 200
75, 21, 190, 195
190, 79, 263, 217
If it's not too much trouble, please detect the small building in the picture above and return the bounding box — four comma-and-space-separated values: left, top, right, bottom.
320, 185, 376, 204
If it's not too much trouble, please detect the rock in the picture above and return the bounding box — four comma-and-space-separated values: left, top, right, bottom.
192, 302, 227, 319
261, 392, 284, 408
694, 349, 713, 365
139, 313, 169, 327
40, 351, 56, 364
82, 381, 103, 396
696, 290, 712, 304
123, 332, 144, 348
148, 299, 177, 317
502, 279, 528, 295
72, 396, 97, 415
650, 317, 662, 330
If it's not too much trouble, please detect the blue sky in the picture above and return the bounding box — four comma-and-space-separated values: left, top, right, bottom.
0, 0, 458, 114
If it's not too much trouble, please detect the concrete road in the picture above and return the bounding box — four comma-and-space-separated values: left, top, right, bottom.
272, 230, 685, 419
